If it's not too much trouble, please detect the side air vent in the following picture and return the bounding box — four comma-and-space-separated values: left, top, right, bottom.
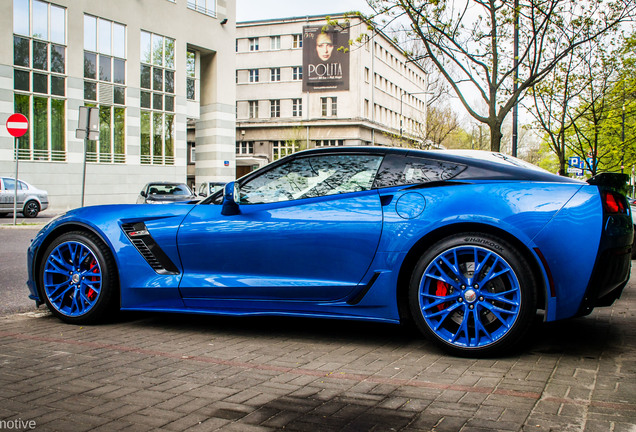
122, 222, 180, 275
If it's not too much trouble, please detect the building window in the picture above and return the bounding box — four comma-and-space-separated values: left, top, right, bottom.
365, 67, 369, 82
292, 34, 302, 48
236, 141, 254, 155
292, 98, 302, 117
249, 37, 259, 51
272, 141, 295, 160
187, 0, 216, 17
83, 14, 127, 163
270, 36, 280, 50
248, 100, 258, 118
140, 30, 175, 165
270, 68, 280, 82
270, 100, 280, 118
249, 69, 259, 82
321, 97, 337, 117
187, 141, 195, 164
186, 50, 197, 101
292, 66, 302, 80
13, 0, 67, 161
315, 140, 344, 147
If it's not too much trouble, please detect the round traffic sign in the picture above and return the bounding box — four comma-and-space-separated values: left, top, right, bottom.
6, 113, 29, 138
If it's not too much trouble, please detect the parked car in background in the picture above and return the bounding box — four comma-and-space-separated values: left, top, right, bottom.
0, 177, 48, 218
137, 182, 197, 204
198, 181, 226, 198
27, 148, 632, 357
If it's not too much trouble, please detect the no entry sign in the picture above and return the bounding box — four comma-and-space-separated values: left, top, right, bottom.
6, 113, 29, 138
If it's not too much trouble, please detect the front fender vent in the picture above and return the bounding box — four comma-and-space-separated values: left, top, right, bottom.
122, 222, 180, 275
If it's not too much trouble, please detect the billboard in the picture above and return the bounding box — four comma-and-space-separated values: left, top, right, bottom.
302, 25, 350, 92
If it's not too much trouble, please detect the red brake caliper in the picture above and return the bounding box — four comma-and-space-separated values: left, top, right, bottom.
435, 280, 449, 311
87, 258, 98, 301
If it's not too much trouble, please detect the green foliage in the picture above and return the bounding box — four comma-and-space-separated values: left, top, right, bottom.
532, 32, 636, 176
363, 0, 635, 154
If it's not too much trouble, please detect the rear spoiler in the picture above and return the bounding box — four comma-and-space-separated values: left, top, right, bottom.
587, 173, 629, 194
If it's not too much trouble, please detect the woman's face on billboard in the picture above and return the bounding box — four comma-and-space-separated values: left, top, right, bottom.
316, 33, 334, 61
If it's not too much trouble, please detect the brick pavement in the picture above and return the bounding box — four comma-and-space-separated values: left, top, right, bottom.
0, 279, 634, 431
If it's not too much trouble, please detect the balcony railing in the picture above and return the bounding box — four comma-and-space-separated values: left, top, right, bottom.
187, 0, 216, 18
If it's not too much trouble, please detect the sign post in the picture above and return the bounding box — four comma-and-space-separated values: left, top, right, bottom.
76, 107, 99, 207
6, 113, 29, 225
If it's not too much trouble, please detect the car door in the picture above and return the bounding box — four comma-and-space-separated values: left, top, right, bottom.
0, 178, 17, 212
16, 180, 28, 208
0, 178, 7, 211
177, 153, 384, 303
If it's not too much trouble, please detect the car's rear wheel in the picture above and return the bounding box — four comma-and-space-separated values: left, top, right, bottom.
409, 232, 536, 357
22, 200, 40, 218
40, 231, 118, 324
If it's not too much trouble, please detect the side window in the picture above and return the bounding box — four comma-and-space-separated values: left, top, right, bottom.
4, 179, 16, 190
240, 154, 383, 204
374, 155, 466, 188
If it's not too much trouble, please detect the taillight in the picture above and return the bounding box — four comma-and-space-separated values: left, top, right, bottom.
602, 191, 628, 214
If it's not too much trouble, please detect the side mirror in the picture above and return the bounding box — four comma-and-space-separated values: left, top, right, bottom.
140, 191, 147, 197
221, 181, 241, 216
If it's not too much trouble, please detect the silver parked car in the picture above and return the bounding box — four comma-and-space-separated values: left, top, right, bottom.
0, 177, 49, 218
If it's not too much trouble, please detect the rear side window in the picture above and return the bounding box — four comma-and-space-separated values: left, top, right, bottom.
374, 155, 466, 188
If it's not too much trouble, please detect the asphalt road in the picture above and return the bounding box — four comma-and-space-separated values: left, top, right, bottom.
0, 213, 55, 316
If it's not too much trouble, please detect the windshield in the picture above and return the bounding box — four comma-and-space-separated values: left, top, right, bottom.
148, 184, 192, 195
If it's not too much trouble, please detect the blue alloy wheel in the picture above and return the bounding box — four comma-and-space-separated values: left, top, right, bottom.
40, 231, 117, 324
409, 233, 536, 357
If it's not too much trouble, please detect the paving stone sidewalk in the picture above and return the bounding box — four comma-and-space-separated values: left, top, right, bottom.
0, 279, 634, 432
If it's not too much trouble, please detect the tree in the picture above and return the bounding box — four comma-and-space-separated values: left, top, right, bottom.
566, 40, 619, 176
527, 48, 587, 175
530, 33, 636, 177
422, 105, 460, 148
366, 0, 636, 152
597, 35, 636, 174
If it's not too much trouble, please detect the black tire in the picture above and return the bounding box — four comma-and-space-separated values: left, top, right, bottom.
408, 232, 537, 357
39, 231, 119, 324
22, 200, 40, 218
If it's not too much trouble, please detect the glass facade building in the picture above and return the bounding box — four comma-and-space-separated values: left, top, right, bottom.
1, 0, 236, 210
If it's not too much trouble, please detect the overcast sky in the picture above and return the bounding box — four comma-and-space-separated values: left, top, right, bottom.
236, 0, 375, 22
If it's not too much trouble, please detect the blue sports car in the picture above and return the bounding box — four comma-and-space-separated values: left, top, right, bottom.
26, 147, 632, 356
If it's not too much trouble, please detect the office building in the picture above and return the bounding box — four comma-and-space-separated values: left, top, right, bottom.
235, 14, 429, 176
1, 0, 236, 210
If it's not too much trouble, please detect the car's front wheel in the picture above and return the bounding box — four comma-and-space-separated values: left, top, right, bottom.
39, 231, 118, 324
22, 200, 40, 218
409, 232, 537, 357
